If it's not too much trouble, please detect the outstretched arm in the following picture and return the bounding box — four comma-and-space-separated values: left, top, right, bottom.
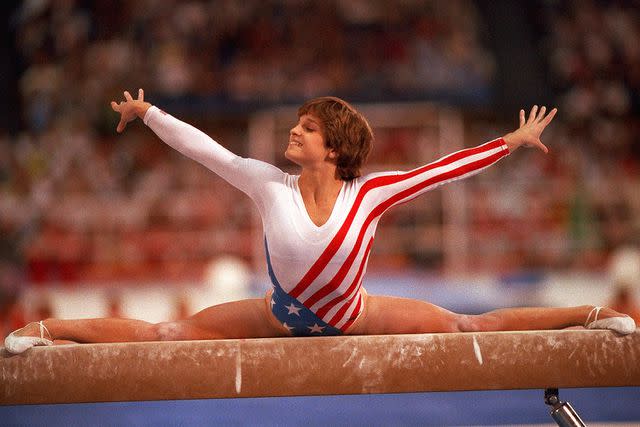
502, 105, 557, 154
110, 89, 284, 201
363, 105, 558, 209
110, 88, 239, 175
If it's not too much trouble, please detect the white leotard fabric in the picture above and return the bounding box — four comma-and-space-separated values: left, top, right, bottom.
144, 106, 510, 335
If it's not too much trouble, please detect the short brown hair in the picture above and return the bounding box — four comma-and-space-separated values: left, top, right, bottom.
298, 97, 373, 181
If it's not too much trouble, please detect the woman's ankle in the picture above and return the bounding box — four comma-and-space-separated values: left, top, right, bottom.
39, 320, 53, 340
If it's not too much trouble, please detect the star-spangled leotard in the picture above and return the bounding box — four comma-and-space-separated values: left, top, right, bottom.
143, 106, 510, 336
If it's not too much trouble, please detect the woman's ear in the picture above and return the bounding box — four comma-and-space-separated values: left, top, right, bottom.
327, 148, 338, 160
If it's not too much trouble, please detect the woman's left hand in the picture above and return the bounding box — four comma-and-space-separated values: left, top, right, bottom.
110, 88, 151, 133
503, 105, 557, 154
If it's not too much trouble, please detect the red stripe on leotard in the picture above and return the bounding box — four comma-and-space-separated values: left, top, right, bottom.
290, 139, 505, 299
306, 149, 506, 325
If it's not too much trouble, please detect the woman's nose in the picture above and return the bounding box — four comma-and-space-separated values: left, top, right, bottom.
290, 124, 301, 135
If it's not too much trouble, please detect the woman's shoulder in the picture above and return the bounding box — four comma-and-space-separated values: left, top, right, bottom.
238, 157, 288, 179
355, 170, 401, 185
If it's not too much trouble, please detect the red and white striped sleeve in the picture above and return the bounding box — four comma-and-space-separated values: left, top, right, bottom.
364, 137, 510, 209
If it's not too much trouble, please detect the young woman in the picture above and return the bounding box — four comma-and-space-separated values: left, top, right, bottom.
5, 89, 634, 353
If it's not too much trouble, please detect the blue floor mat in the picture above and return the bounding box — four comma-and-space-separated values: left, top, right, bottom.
2, 387, 639, 426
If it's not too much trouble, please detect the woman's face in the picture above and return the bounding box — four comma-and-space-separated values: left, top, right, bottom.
285, 114, 335, 167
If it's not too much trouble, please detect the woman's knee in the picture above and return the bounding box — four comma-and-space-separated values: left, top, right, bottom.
154, 320, 224, 340
456, 313, 500, 332
414, 307, 466, 333
152, 321, 190, 341
401, 311, 465, 334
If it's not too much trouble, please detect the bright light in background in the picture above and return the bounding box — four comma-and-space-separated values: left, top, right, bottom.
187, 256, 253, 314
609, 246, 640, 289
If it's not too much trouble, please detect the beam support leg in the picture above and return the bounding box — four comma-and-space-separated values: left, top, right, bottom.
544, 388, 586, 427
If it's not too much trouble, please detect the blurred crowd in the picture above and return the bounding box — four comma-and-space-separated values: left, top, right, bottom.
519, 0, 640, 269
13, 0, 494, 134
1, 0, 640, 332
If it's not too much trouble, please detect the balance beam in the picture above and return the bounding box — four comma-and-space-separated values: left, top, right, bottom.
1, 330, 638, 405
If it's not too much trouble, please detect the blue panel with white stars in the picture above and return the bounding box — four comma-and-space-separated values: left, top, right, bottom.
265, 240, 342, 336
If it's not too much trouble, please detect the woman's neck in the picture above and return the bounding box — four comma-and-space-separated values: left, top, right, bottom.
298, 168, 342, 195
297, 168, 344, 227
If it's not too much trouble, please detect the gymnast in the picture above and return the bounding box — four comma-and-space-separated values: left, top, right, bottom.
5, 89, 635, 353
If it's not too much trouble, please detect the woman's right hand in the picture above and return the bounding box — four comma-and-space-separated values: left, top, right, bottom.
110, 89, 151, 133
502, 105, 557, 154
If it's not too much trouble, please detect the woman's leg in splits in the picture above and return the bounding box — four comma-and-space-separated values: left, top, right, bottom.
347, 294, 634, 335
7, 296, 289, 347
